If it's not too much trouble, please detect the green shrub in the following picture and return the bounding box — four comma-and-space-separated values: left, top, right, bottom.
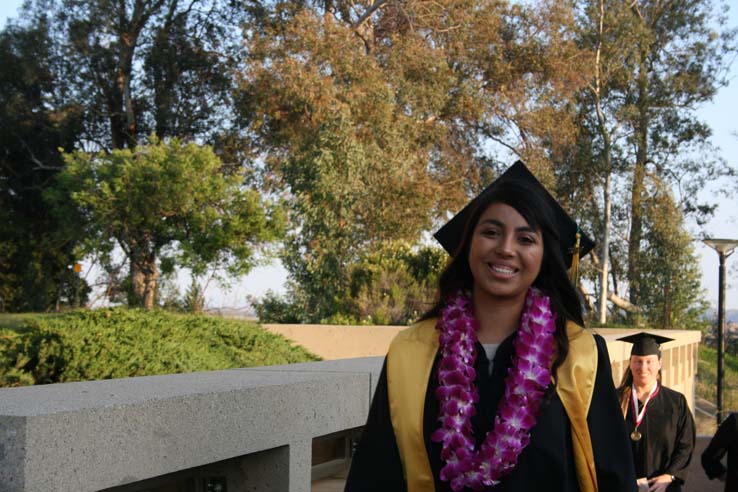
0, 309, 319, 387
252, 241, 445, 325
251, 289, 309, 323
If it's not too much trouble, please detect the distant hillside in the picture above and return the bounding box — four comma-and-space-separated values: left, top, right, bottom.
704, 308, 738, 324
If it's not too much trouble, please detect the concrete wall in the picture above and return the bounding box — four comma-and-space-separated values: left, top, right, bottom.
0, 359, 384, 492
263, 324, 403, 359
266, 324, 701, 410
0, 326, 701, 491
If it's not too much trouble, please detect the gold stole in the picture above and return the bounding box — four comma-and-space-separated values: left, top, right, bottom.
386, 319, 598, 492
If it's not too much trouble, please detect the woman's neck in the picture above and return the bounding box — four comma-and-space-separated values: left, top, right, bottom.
472, 289, 526, 344
633, 380, 658, 400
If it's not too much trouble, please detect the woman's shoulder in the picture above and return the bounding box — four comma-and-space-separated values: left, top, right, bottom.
564, 320, 598, 353
390, 318, 439, 347
655, 386, 693, 414
658, 385, 688, 402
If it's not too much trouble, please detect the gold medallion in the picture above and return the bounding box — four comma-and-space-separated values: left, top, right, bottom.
630, 430, 642, 441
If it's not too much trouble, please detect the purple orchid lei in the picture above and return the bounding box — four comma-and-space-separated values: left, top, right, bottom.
430, 288, 557, 491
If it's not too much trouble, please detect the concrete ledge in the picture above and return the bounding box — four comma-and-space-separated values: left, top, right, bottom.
0, 359, 384, 492
264, 323, 700, 411
263, 324, 403, 359
0, 324, 701, 492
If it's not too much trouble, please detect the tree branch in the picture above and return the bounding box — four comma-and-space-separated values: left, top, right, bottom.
352, 0, 388, 30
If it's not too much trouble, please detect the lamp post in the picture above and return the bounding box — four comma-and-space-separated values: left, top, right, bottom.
703, 238, 738, 425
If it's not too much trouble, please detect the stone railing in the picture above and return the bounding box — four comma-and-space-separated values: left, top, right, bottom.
0, 358, 384, 492
0, 327, 700, 491
265, 325, 701, 410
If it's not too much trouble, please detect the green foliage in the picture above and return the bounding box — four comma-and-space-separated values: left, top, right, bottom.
183, 278, 205, 313
3, 0, 732, 325
697, 345, 738, 414
240, 1, 588, 322
17, 0, 248, 151
0, 18, 86, 311
251, 289, 309, 324
155, 273, 185, 311
343, 242, 446, 325
254, 241, 446, 325
635, 177, 710, 330
2, 1, 254, 311
0, 309, 319, 387
571, 0, 735, 322
50, 137, 285, 309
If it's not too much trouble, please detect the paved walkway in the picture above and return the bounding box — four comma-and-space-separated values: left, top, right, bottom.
690, 436, 724, 492
312, 469, 347, 492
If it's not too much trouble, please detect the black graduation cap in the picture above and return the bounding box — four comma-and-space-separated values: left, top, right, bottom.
433, 161, 595, 269
617, 332, 674, 357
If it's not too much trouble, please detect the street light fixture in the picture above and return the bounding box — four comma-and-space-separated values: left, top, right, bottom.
703, 238, 738, 425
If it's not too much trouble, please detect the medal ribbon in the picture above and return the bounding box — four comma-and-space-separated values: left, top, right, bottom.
631, 382, 659, 430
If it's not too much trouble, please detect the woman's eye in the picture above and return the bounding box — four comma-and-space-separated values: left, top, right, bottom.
519, 235, 535, 244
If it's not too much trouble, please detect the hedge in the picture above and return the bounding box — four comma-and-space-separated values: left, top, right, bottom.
0, 309, 319, 387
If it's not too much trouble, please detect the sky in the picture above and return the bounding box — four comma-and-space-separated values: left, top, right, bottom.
2, 1, 737, 311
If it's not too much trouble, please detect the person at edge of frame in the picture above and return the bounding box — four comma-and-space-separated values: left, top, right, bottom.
344, 160, 637, 492
702, 412, 738, 492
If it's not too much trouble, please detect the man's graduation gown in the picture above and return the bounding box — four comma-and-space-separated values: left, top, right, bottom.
619, 385, 695, 492
345, 320, 636, 492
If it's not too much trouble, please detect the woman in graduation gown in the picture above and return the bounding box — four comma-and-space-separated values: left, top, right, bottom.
616, 333, 695, 492
345, 162, 636, 492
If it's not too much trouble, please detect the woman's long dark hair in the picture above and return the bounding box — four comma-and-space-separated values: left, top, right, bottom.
422, 177, 585, 380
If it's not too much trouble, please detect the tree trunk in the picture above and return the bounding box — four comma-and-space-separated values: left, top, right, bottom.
627, 48, 649, 310
142, 260, 158, 310
578, 283, 596, 313
129, 250, 158, 310
599, 170, 612, 323
608, 292, 640, 313
129, 258, 146, 307
610, 252, 619, 297
594, 0, 612, 324
663, 275, 672, 329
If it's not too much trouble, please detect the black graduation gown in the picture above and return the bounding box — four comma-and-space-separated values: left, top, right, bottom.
619, 385, 695, 492
702, 412, 738, 492
345, 333, 636, 492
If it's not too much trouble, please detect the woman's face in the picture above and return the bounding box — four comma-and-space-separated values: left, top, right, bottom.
629, 354, 662, 389
467, 202, 544, 304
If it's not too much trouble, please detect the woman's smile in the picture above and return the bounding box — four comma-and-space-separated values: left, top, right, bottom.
487, 262, 518, 278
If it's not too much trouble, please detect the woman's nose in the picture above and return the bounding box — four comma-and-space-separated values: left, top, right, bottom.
495, 234, 514, 256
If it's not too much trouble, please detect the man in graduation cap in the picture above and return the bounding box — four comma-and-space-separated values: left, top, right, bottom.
616, 332, 695, 492
346, 162, 636, 492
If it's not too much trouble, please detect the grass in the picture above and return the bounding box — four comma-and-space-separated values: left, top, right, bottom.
697, 344, 738, 413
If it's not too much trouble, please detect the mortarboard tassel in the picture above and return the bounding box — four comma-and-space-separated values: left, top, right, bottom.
569, 229, 581, 287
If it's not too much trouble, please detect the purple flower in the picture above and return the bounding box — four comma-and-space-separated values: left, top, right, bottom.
515, 358, 551, 387
500, 403, 537, 429
433, 288, 556, 490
